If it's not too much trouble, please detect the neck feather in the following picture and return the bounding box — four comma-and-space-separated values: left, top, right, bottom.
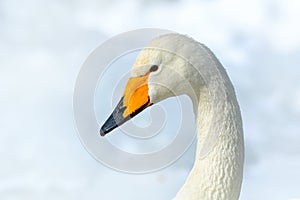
174, 43, 244, 200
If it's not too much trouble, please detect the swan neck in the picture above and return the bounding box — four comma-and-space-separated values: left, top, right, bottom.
174, 44, 244, 200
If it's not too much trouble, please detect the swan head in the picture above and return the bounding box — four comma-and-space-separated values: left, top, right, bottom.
100, 34, 199, 136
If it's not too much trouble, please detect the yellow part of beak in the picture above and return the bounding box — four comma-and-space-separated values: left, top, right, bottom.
122, 72, 151, 118
100, 72, 152, 136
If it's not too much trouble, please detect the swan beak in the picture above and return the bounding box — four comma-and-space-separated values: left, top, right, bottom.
100, 73, 152, 136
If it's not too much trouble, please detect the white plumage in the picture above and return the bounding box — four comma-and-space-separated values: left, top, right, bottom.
102, 33, 244, 199
133, 34, 244, 200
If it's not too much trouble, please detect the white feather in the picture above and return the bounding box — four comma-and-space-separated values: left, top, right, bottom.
132, 33, 244, 200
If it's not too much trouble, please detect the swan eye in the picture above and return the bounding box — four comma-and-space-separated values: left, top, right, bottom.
149, 65, 158, 72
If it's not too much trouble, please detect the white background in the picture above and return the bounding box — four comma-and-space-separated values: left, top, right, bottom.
1, 0, 300, 199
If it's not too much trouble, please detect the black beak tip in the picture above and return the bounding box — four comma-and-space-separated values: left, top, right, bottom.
100, 129, 106, 137
99, 114, 119, 137
99, 96, 149, 137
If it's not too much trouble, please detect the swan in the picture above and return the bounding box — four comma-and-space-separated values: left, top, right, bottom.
100, 33, 244, 200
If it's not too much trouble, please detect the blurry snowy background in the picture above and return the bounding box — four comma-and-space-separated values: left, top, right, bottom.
1, 0, 300, 199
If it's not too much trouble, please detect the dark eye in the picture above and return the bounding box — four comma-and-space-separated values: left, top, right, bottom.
150, 65, 158, 72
